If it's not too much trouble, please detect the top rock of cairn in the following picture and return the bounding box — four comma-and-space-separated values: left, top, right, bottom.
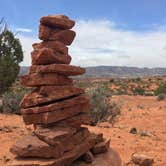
40, 14, 75, 29
39, 15, 76, 45
9, 14, 111, 166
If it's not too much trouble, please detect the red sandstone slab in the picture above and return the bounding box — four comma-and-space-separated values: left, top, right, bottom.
10, 134, 63, 159
20, 86, 84, 108
9, 134, 98, 166
62, 127, 90, 151
52, 133, 98, 165
22, 102, 89, 125
29, 64, 85, 76
35, 127, 90, 149
21, 95, 89, 114
40, 15, 75, 29
20, 73, 72, 87
51, 113, 92, 129
31, 48, 71, 65
34, 126, 77, 146
33, 41, 68, 55
39, 24, 76, 45
9, 148, 122, 166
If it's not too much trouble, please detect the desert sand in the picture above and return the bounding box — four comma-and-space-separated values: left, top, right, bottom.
0, 95, 166, 165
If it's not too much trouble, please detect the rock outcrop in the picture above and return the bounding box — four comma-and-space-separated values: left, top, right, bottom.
9, 14, 118, 166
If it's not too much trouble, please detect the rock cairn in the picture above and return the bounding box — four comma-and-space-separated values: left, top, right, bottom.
10, 15, 110, 166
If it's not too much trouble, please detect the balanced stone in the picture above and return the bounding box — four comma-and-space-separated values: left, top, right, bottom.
39, 25, 76, 45
51, 113, 92, 129
29, 64, 85, 76
22, 101, 89, 125
20, 86, 84, 108
33, 41, 68, 55
40, 15, 75, 29
34, 126, 77, 146
31, 48, 71, 65
10, 134, 63, 159
20, 73, 73, 87
21, 95, 89, 114
39, 24, 76, 45
34, 127, 90, 149
10, 134, 99, 166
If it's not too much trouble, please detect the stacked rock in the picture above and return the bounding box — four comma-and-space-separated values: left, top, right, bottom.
10, 15, 110, 166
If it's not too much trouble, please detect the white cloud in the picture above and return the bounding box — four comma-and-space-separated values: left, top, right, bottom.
18, 35, 38, 66
16, 28, 33, 33
19, 19, 166, 67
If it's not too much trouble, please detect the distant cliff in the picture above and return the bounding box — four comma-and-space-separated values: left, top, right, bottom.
20, 66, 166, 78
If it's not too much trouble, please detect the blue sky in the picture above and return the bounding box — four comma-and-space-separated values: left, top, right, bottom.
1, 0, 166, 67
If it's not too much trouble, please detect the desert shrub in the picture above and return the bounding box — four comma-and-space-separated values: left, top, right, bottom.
1, 87, 29, 114
0, 20, 23, 94
154, 82, 166, 96
109, 78, 114, 83
87, 85, 120, 125
133, 87, 145, 95
131, 77, 141, 82
75, 80, 92, 89
157, 93, 166, 101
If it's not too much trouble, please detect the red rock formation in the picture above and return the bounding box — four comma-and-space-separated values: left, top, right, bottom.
20, 86, 84, 108
29, 64, 85, 76
31, 48, 71, 65
9, 14, 115, 166
32, 41, 68, 55
40, 15, 75, 29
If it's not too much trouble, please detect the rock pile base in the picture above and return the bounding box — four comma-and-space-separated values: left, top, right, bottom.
10, 14, 110, 166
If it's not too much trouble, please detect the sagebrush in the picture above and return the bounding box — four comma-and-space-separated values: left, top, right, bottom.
1, 87, 29, 114
87, 85, 121, 125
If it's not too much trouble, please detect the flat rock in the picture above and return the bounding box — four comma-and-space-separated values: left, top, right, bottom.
29, 64, 85, 76
34, 126, 77, 146
9, 133, 98, 166
40, 15, 75, 29
131, 153, 154, 166
20, 86, 84, 108
21, 95, 89, 114
50, 113, 92, 129
22, 102, 89, 125
62, 128, 90, 151
9, 148, 122, 166
10, 134, 63, 159
91, 139, 110, 154
8, 158, 57, 166
20, 73, 72, 87
33, 41, 68, 55
31, 48, 71, 65
39, 24, 76, 45
35, 127, 90, 150
55, 133, 99, 165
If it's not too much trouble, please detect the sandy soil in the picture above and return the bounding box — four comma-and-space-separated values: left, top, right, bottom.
0, 95, 166, 165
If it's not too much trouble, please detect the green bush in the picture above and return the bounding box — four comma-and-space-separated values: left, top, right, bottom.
1, 87, 29, 114
87, 85, 120, 125
0, 21, 23, 94
133, 87, 145, 95
154, 82, 166, 96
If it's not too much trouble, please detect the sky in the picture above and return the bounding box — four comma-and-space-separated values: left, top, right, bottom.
1, 0, 166, 67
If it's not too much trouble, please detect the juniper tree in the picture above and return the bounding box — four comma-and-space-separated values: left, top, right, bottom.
0, 19, 23, 94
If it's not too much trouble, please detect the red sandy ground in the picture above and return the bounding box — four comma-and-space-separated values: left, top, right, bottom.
0, 95, 166, 165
